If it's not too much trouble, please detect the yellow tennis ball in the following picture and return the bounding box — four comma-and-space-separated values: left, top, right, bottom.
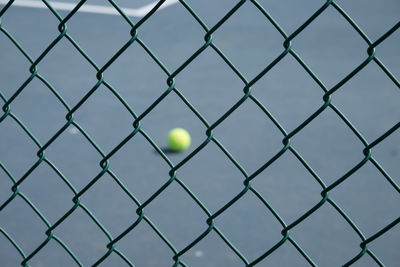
168, 128, 191, 152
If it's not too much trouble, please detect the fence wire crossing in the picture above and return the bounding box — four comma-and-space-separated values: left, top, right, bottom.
0, 0, 399, 266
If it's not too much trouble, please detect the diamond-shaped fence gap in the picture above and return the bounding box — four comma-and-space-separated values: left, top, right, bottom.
17, 162, 75, 225
183, 0, 237, 27
0, 195, 47, 255
10, 77, 68, 143
290, 202, 361, 266
0, 166, 13, 205
335, 0, 400, 41
73, 83, 134, 153
44, 124, 103, 191
290, 108, 365, 186
27, 237, 80, 267
0, 116, 39, 179
215, 98, 283, 174
0, 3, 62, 59
0, 30, 32, 99
367, 222, 400, 266
103, 40, 168, 116
108, 0, 177, 26
136, 90, 206, 161
330, 161, 400, 237
293, 4, 368, 88
144, 180, 208, 251
252, 55, 323, 132
110, 0, 157, 10
214, 191, 283, 263
178, 141, 245, 213
179, 229, 244, 267
372, 128, 400, 185
0, 230, 24, 267
333, 62, 400, 142
79, 172, 139, 238
37, 37, 99, 107
115, 217, 174, 267
95, 250, 133, 267
108, 131, 171, 202
64, 0, 133, 66
137, 0, 206, 71
53, 206, 110, 266
350, 253, 385, 267
251, 151, 322, 223
373, 29, 400, 79
211, 0, 283, 79
257, 0, 323, 34
175, 47, 245, 123
255, 237, 313, 267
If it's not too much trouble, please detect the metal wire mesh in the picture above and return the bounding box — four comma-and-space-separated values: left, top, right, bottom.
0, 0, 399, 266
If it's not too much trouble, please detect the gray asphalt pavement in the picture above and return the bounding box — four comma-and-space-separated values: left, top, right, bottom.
0, 0, 399, 266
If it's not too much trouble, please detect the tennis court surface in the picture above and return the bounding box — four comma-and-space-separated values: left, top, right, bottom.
0, 0, 399, 266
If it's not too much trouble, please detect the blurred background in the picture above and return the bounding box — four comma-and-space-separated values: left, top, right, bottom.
0, 0, 399, 266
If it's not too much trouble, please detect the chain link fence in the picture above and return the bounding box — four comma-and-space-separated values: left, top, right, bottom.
0, 0, 399, 266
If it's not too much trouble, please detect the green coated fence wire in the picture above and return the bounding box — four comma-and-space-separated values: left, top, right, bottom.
0, 0, 399, 266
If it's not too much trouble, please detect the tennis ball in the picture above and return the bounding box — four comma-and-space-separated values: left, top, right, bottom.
168, 128, 191, 152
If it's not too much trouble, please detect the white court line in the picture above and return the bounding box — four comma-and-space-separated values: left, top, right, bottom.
0, 0, 179, 17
